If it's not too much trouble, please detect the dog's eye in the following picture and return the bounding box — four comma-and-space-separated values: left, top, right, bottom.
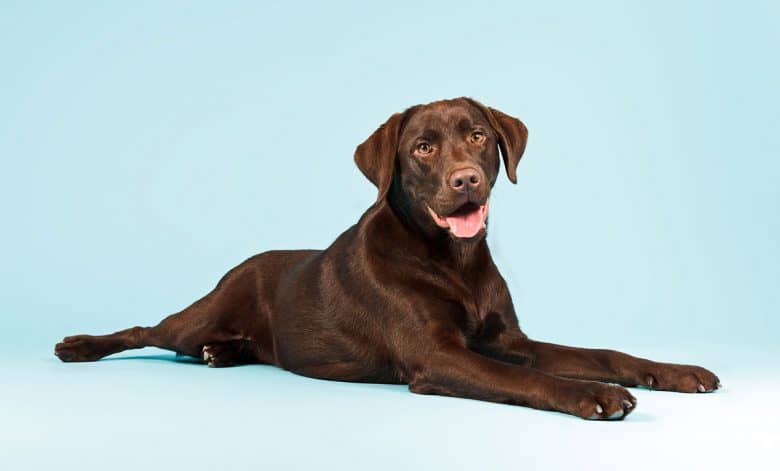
471, 131, 486, 144
416, 142, 433, 155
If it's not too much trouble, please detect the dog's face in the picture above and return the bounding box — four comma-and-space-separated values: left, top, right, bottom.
355, 98, 528, 242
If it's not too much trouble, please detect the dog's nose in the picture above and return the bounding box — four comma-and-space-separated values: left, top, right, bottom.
449, 167, 481, 193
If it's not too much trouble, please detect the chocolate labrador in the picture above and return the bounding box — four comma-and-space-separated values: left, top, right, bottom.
55, 97, 720, 419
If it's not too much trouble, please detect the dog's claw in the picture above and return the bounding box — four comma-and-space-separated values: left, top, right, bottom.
697, 384, 706, 393
595, 404, 603, 414
202, 346, 216, 366
622, 399, 633, 409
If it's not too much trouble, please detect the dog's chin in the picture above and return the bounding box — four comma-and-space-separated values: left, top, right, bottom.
426, 201, 488, 242
448, 227, 486, 243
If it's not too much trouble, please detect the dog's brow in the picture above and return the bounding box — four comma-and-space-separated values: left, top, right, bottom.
418, 129, 440, 141
456, 117, 474, 132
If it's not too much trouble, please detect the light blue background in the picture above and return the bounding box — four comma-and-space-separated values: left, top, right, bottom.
2, 1, 778, 469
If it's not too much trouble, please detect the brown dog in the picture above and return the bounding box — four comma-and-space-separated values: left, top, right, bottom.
55, 97, 720, 420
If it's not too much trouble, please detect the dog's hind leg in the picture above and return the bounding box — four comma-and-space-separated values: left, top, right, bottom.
55, 260, 272, 364
54, 326, 152, 362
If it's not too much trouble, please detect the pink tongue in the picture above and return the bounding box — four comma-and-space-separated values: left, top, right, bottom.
445, 207, 485, 238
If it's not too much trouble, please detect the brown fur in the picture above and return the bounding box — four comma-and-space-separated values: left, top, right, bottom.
55, 98, 719, 420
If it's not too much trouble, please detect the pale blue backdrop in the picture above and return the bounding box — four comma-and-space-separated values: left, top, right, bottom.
1, 1, 778, 470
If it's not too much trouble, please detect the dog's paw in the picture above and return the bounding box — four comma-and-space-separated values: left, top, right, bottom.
638, 363, 720, 393
55, 335, 109, 362
201, 343, 241, 367
565, 381, 637, 420
202, 345, 218, 367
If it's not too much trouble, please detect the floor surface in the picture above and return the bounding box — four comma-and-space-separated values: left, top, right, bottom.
3, 343, 777, 470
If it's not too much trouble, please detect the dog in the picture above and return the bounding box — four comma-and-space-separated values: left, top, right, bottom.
55, 97, 720, 419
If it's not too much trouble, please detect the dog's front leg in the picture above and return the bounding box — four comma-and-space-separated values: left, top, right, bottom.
407, 344, 636, 420
512, 339, 721, 393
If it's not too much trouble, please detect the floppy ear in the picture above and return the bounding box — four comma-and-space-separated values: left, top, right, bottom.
354, 111, 406, 202
466, 99, 529, 183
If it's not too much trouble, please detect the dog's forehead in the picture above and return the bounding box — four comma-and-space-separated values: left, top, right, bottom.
402, 100, 487, 137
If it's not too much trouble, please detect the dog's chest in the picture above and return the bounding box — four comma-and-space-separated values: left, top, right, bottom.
443, 281, 506, 340
415, 252, 511, 339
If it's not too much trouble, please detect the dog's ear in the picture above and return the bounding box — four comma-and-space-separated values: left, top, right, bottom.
466, 99, 528, 184
354, 111, 406, 202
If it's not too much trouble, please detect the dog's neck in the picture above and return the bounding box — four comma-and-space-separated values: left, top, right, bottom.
366, 184, 490, 273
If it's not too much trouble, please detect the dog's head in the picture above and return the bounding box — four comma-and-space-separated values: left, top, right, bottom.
355, 97, 528, 242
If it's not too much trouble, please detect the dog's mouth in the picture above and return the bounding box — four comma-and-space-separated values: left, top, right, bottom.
427, 201, 488, 239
